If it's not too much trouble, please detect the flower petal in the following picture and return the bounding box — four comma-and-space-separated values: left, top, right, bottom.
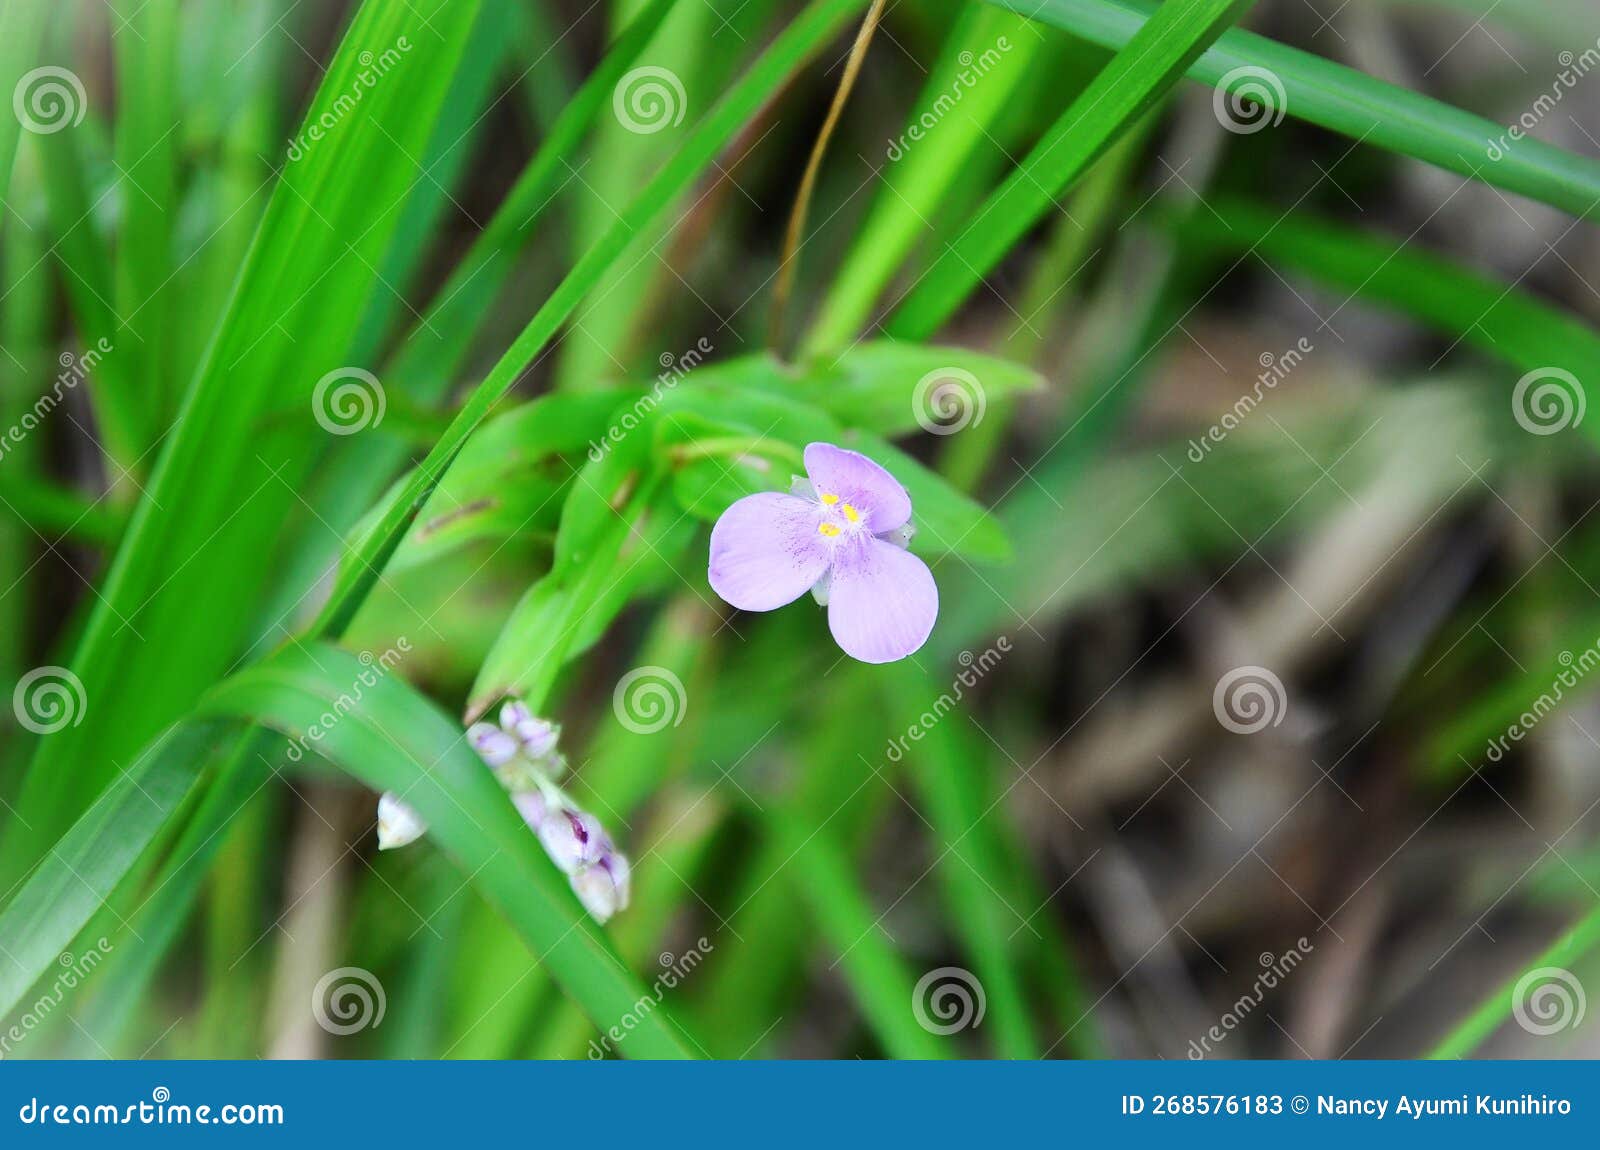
708, 492, 830, 611
803, 442, 911, 533
827, 535, 938, 663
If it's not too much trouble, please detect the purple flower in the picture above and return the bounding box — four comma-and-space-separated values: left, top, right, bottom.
708, 442, 938, 663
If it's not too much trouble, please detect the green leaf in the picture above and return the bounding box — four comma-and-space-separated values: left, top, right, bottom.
797, 340, 1045, 437
889, 0, 1254, 337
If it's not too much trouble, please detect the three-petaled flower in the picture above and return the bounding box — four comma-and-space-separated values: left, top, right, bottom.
708, 442, 937, 663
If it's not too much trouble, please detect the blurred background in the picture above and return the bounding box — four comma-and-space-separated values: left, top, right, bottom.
3, 0, 1600, 1059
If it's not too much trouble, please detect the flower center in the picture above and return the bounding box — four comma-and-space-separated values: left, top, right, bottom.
815, 491, 864, 537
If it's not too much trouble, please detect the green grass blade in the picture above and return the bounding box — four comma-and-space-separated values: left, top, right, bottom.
1427, 903, 1600, 1058
0, 723, 222, 1024
801, 5, 1045, 357
889, 0, 1252, 338
1, 0, 486, 884
113, 0, 181, 429
309, 0, 868, 642
0, 0, 50, 204
984, 0, 1600, 219
194, 642, 700, 1058
1175, 198, 1600, 443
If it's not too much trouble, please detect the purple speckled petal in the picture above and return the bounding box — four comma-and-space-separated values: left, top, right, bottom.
708, 492, 830, 611
802, 443, 911, 533
827, 535, 938, 663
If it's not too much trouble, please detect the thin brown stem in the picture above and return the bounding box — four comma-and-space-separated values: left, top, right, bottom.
768, 0, 887, 358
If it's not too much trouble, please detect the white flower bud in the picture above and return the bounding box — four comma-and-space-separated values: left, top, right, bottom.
377, 792, 427, 850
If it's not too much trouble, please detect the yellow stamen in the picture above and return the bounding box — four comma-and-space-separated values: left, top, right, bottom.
818, 522, 841, 537
819, 493, 840, 505
841, 502, 861, 523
